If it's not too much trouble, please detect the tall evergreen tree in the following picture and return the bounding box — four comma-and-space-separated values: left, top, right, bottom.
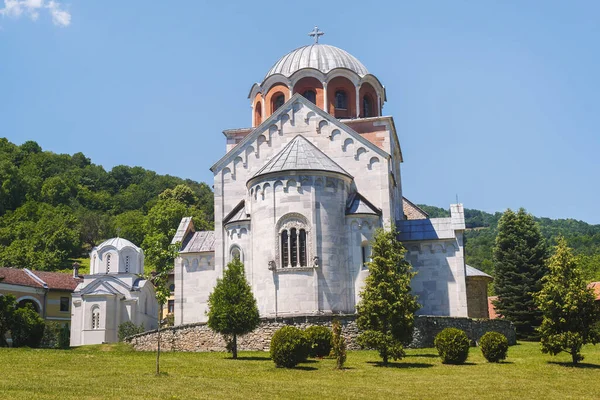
207, 257, 260, 359
534, 237, 600, 364
493, 208, 548, 340
356, 227, 420, 365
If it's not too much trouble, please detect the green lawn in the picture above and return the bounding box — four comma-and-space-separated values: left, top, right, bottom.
0, 342, 598, 399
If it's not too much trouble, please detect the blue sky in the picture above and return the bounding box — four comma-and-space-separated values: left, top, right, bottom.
1, 1, 599, 224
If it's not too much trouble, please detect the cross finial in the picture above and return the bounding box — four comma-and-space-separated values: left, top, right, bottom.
308, 26, 324, 44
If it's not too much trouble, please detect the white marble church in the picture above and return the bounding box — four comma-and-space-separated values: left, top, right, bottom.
70, 238, 158, 346
172, 29, 491, 325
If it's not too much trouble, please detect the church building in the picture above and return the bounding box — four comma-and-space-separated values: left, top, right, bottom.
172, 29, 491, 325
70, 238, 158, 346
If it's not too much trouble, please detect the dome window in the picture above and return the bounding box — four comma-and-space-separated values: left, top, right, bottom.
273, 94, 285, 112
302, 90, 316, 104
363, 95, 373, 118
335, 90, 347, 110
106, 254, 111, 274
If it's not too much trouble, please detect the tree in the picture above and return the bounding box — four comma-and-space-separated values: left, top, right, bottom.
0, 294, 17, 347
534, 237, 600, 364
207, 257, 260, 359
493, 208, 548, 340
355, 227, 420, 365
331, 319, 346, 369
12, 303, 45, 348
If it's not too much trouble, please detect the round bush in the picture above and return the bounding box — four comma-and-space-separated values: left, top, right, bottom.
434, 328, 470, 365
479, 331, 508, 363
270, 326, 310, 368
305, 326, 332, 358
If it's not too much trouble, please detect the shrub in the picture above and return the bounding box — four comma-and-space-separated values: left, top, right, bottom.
330, 319, 346, 369
434, 328, 470, 365
118, 321, 144, 342
40, 322, 71, 349
270, 326, 310, 368
11, 304, 45, 348
305, 326, 332, 358
58, 324, 70, 349
479, 331, 509, 362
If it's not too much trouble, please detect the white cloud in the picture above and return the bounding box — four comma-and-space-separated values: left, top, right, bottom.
0, 0, 71, 27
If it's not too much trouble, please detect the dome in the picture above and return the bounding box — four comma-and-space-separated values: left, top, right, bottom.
265, 44, 369, 79
95, 237, 141, 252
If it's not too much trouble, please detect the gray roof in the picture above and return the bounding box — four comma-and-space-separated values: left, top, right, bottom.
180, 231, 215, 254
171, 217, 193, 245
265, 44, 368, 79
223, 200, 250, 225
466, 265, 493, 280
346, 193, 381, 216
95, 237, 141, 252
251, 135, 351, 180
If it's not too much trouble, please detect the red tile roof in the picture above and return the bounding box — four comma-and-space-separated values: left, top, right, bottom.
588, 282, 600, 301
0, 267, 81, 291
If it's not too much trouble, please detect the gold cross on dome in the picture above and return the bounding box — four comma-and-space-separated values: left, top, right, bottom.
308, 26, 324, 43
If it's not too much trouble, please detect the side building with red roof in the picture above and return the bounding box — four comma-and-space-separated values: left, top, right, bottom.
0, 267, 81, 327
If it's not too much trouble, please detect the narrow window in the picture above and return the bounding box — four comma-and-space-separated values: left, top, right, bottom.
302, 90, 316, 104
255, 101, 262, 126
231, 247, 241, 261
92, 308, 100, 329
281, 230, 289, 267
290, 228, 298, 267
361, 244, 371, 268
363, 95, 372, 117
60, 297, 69, 312
273, 94, 285, 112
335, 90, 347, 109
167, 299, 175, 314
125, 255, 130, 273
106, 254, 111, 273
299, 229, 307, 267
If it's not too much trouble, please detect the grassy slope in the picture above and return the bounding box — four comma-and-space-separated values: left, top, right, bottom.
0, 342, 598, 399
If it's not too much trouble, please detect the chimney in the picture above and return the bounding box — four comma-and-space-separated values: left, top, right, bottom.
72, 262, 80, 278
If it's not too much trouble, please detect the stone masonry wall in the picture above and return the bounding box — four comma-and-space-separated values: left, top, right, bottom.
126, 315, 515, 352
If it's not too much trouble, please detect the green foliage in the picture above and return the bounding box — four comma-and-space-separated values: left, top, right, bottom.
207, 258, 260, 359
270, 326, 310, 368
304, 326, 332, 358
0, 294, 16, 347
40, 322, 70, 349
11, 304, 45, 348
58, 324, 71, 349
534, 237, 600, 364
434, 328, 470, 365
479, 331, 508, 362
493, 209, 548, 340
118, 321, 145, 342
356, 227, 420, 365
0, 138, 213, 270
330, 319, 346, 369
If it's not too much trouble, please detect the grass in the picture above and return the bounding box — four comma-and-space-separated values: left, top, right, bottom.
0, 342, 598, 399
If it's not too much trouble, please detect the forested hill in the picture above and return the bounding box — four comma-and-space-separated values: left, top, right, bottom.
418, 204, 600, 282
0, 138, 214, 271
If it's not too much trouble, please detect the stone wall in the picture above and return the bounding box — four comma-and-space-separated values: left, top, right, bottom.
126, 315, 515, 352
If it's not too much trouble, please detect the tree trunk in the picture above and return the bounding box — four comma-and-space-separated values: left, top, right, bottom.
571, 348, 579, 365
232, 333, 238, 359
382, 350, 388, 366
156, 306, 162, 375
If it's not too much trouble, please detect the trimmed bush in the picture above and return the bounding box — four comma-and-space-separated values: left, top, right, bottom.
331, 319, 347, 369
434, 328, 470, 364
305, 326, 332, 358
11, 304, 45, 348
270, 326, 310, 368
479, 331, 509, 362
118, 321, 144, 342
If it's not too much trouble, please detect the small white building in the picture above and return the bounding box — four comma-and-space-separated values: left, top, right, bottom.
70, 238, 158, 346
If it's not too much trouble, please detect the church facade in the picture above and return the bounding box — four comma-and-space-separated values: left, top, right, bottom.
70, 238, 158, 346
173, 33, 490, 325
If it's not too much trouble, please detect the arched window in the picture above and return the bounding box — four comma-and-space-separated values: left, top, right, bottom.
361, 242, 371, 269
125, 255, 130, 273
106, 254, 111, 274
254, 101, 262, 126
335, 90, 347, 110
302, 90, 316, 104
91, 307, 100, 330
273, 94, 285, 112
230, 246, 242, 262
363, 95, 372, 118
278, 215, 309, 268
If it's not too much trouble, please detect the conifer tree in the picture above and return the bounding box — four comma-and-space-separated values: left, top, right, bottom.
493, 208, 548, 340
534, 237, 600, 364
207, 257, 260, 359
356, 227, 420, 365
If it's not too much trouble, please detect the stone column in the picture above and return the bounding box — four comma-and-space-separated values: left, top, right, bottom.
322, 81, 328, 113
355, 85, 360, 118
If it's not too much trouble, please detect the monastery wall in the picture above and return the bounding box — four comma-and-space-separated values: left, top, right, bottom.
126, 315, 515, 352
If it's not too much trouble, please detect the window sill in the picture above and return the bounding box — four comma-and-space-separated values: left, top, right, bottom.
273, 266, 316, 273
